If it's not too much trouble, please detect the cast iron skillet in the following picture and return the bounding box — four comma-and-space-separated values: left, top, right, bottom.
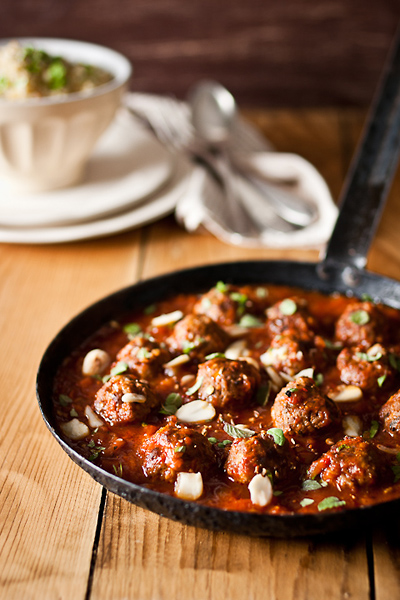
37, 32, 400, 537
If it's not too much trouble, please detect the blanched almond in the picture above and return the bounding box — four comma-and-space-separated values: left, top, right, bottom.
84, 405, 104, 428
342, 414, 362, 437
175, 472, 203, 500
264, 366, 285, 390
60, 418, 90, 440
293, 367, 314, 379
225, 339, 247, 360
82, 349, 111, 376
328, 385, 363, 402
238, 356, 260, 370
175, 400, 216, 424
248, 473, 273, 507
151, 310, 183, 327
121, 393, 147, 404
163, 354, 190, 368
223, 325, 249, 337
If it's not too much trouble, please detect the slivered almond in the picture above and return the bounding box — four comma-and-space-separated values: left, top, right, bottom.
377, 444, 400, 455
328, 385, 363, 402
293, 367, 314, 380
342, 414, 362, 437
225, 339, 247, 360
121, 393, 147, 404
151, 310, 183, 327
84, 405, 104, 428
265, 366, 285, 389
248, 473, 273, 507
60, 418, 90, 440
180, 374, 196, 387
260, 346, 288, 367
238, 356, 260, 370
175, 472, 203, 500
224, 325, 249, 337
163, 354, 190, 368
82, 348, 111, 376
175, 400, 216, 424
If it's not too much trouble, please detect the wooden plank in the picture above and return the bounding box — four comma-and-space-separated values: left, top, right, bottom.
91, 109, 371, 600
0, 232, 142, 599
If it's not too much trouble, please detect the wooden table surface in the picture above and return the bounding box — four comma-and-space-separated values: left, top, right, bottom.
1, 107, 400, 600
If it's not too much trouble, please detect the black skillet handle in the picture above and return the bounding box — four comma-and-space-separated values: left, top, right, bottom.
319, 28, 400, 286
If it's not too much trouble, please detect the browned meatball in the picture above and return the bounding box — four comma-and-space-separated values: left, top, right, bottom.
265, 297, 316, 342
139, 421, 217, 482
337, 344, 394, 392
94, 375, 160, 425
380, 390, 400, 435
166, 313, 229, 361
335, 301, 388, 348
193, 286, 238, 325
224, 433, 296, 484
116, 336, 170, 380
307, 436, 386, 492
261, 333, 327, 377
196, 357, 261, 410
271, 376, 340, 437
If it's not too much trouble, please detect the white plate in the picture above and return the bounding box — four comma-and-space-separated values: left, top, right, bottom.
0, 109, 175, 227
0, 158, 192, 244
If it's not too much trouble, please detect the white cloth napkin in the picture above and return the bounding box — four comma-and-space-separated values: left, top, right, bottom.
125, 92, 338, 249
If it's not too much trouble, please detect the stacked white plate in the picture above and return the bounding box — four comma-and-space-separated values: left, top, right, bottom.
0, 109, 192, 244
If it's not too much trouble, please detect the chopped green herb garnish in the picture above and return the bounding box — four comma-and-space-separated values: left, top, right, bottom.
273, 490, 283, 497
136, 347, 152, 360
369, 420, 379, 438
59, 394, 73, 406
317, 497, 346, 511
314, 373, 324, 386
144, 304, 157, 315
217, 439, 232, 448
174, 445, 186, 453
223, 422, 255, 439
216, 281, 229, 293
302, 479, 323, 491
113, 463, 123, 476
208, 437, 218, 444
256, 382, 271, 407
109, 361, 129, 377
349, 309, 370, 326
187, 377, 203, 396
356, 351, 382, 362
230, 292, 247, 304
389, 353, 400, 371
361, 293, 374, 302
123, 322, 142, 336
159, 393, 183, 415
279, 299, 297, 316
45, 60, 67, 89
238, 314, 263, 328
182, 341, 197, 354
70, 408, 78, 418
323, 339, 343, 350
266, 427, 285, 446
300, 498, 314, 507
377, 375, 386, 388
88, 443, 106, 461
205, 352, 225, 360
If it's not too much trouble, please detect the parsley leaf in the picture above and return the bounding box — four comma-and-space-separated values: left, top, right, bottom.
266, 427, 285, 446
159, 393, 183, 415
223, 422, 255, 439
317, 497, 346, 511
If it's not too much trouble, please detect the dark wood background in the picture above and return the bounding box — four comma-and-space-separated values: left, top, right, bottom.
0, 0, 399, 107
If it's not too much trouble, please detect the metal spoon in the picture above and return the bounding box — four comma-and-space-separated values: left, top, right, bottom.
189, 80, 318, 228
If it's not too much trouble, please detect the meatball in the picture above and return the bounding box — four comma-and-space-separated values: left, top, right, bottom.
335, 301, 388, 347
193, 286, 239, 325
271, 376, 340, 437
166, 313, 229, 361
116, 336, 170, 380
196, 357, 261, 410
94, 375, 160, 425
307, 436, 386, 492
261, 333, 326, 377
380, 390, 400, 435
225, 433, 296, 484
139, 421, 217, 482
337, 343, 393, 392
265, 297, 316, 342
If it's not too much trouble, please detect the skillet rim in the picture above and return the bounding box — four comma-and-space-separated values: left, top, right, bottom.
36, 258, 400, 537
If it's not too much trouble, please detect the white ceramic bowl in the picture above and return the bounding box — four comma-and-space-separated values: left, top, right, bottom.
0, 38, 132, 192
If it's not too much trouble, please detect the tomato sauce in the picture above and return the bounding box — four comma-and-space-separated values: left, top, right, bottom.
52, 283, 400, 515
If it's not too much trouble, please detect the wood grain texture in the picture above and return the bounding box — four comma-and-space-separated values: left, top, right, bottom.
0, 234, 142, 599
0, 0, 398, 106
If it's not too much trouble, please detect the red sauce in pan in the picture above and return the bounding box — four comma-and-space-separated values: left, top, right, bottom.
53, 283, 400, 515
